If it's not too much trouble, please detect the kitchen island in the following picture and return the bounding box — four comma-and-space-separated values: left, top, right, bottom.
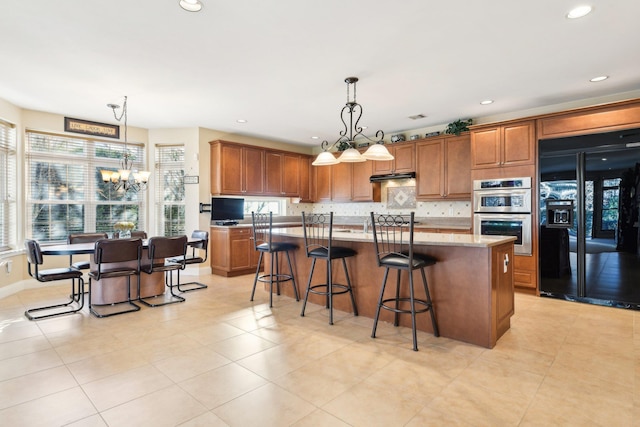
265, 228, 516, 348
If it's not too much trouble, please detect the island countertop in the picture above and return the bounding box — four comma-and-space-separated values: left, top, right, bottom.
271, 227, 515, 248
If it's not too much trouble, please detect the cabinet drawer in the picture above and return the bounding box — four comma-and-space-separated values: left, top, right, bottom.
229, 227, 252, 237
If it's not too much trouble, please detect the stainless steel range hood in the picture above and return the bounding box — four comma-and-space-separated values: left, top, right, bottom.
369, 172, 416, 182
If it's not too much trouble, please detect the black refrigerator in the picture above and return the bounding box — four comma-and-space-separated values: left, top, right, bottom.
539, 128, 640, 309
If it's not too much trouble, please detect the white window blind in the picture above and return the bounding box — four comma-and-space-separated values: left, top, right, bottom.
0, 119, 17, 252
25, 131, 146, 242
155, 145, 185, 236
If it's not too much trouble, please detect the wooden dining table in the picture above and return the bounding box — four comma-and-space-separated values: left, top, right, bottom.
41, 237, 202, 305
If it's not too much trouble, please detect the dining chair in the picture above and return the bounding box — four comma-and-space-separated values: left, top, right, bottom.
166, 230, 209, 292
370, 212, 439, 351
139, 235, 188, 307
24, 239, 86, 320
88, 238, 142, 317
131, 231, 147, 239
67, 232, 108, 297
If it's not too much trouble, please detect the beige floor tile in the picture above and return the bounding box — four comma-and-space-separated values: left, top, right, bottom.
0, 386, 97, 427
0, 335, 53, 361
66, 347, 150, 384
291, 408, 351, 426
209, 331, 279, 361
212, 383, 316, 426
0, 348, 64, 381
176, 411, 229, 426
128, 333, 204, 363
179, 363, 268, 409
100, 384, 208, 427
0, 316, 43, 344
0, 365, 78, 410
405, 406, 477, 427
81, 364, 173, 412
184, 322, 246, 346
152, 345, 231, 382
65, 414, 109, 427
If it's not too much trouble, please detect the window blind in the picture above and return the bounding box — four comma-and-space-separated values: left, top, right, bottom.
0, 119, 17, 252
155, 145, 185, 236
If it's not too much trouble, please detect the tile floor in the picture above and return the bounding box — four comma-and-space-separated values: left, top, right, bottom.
1, 273, 639, 426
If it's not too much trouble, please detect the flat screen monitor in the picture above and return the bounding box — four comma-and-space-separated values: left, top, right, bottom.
211, 197, 245, 225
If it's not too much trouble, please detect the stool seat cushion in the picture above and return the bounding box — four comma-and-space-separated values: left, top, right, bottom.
379, 252, 437, 269
37, 267, 84, 282
309, 246, 356, 259
256, 242, 298, 253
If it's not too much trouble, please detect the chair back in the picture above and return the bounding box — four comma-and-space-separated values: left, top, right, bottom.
301, 212, 333, 257
188, 230, 209, 261
131, 231, 147, 239
92, 238, 143, 280
24, 239, 44, 279
251, 212, 273, 251
370, 212, 415, 268
68, 232, 108, 267
146, 235, 188, 272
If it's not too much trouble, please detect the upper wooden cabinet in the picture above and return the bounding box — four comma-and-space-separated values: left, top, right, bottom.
470, 120, 535, 169
352, 159, 379, 202
298, 155, 313, 202
372, 143, 415, 175
416, 134, 471, 200
265, 152, 300, 196
313, 161, 332, 202
210, 141, 264, 195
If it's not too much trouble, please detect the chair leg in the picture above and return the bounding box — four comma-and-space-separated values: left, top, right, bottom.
285, 250, 299, 301
328, 259, 334, 325
138, 271, 185, 307
250, 252, 264, 302
342, 257, 358, 316
25, 277, 86, 320
409, 270, 418, 351
300, 258, 316, 317
394, 269, 402, 327
371, 268, 390, 339
269, 250, 275, 308
88, 276, 141, 318
274, 252, 281, 296
420, 267, 439, 337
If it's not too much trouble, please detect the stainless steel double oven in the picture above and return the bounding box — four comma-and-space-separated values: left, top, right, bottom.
473, 177, 532, 255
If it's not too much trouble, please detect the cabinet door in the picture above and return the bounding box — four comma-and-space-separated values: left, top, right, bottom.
243, 147, 265, 195
393, 144, 416, 173
264, 151, 283, 195
372, 153, 393, 174
282, 154, 300, 196
502, 121, 535, 166
299, 156, 312, 202
229, 228, 253, 271
352, 159, 377, 202
444, 135, 471, 199
471, 127, 501, 169
416, 140, 444, 199
219, 144, 244, 194
331, 161, 353, 202
314, 164, 332, 201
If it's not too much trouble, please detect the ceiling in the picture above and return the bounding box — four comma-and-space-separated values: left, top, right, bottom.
1, 1, 640, 147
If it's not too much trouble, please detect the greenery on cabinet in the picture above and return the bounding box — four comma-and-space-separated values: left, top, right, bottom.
445, 118, 473, 136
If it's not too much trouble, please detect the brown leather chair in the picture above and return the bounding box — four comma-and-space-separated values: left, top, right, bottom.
88, 238, 142, 317
67, 232, 108, 296
370, 212, 439, 351
166, 230, 209, 292
24, 239, 85, 320
251, 213, 298, 307
139, 235, 188, 307
131, 231, 147, 239
300, 212, 358, 325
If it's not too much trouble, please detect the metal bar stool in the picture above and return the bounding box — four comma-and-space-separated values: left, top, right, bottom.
370, 212, 439, 351
250, 212, 299, 307
300, 212, 358, 325
139, 235, 187, 307
24, 239, 85, 320
166, 230, 209, 292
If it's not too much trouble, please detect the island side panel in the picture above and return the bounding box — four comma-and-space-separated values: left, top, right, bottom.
266, 235, 511, 348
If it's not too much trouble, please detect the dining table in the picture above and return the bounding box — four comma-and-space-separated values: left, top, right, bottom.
40, 237, 202, 305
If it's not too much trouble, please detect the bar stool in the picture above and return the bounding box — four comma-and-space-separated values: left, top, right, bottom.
24, 239, 85, 320
166, 230, 209, 292
370, 212, 439, 351
300, 212, 358, 325
250, 212, 299, 307
139, 235, 187, 307
88, 238, 142, 318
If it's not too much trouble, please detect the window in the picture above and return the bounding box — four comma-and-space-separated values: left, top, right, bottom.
244, 198, 285, 216
155, 145, 185, 236
0, 119, 17, 252
601, 178, 621, 232
25, 131, 146, 243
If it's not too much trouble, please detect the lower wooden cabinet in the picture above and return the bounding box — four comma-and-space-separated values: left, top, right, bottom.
210, 227, 260, 277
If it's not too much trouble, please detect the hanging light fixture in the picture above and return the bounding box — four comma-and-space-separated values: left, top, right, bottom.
100, 96, 151, 192
312, 77, 394, 166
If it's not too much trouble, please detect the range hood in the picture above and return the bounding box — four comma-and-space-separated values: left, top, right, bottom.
369, 172, 416, 182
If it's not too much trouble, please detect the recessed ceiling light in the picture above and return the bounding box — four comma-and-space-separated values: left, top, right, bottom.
236, 119, 247, 123
590, 75, 608, 82
311, 136, 319, 140
480, 100, 494, 105
601, 158, 607, 161
179, 0, 203, 12
567, 5, 592, 19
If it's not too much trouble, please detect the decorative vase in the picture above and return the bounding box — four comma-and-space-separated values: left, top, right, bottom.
119, 229, 131, 239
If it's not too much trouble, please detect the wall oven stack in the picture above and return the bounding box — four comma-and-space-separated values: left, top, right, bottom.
473, 177, 532, 255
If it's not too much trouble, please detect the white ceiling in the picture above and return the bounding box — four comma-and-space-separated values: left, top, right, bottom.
1, 0, 639, 147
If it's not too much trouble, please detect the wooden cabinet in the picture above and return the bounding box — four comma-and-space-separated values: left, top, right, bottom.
210, 141, 265, 195
311, 152, 379, 202
471, 120, 535, 169
416, 134, 471, 200
331, 161, 353, 202
210, 226, 259, 277
298, 156, 313, 202
265, 152, 300, 196
352, 159, 379, 202
372, 143, 415, 174
313, 162, 332, 202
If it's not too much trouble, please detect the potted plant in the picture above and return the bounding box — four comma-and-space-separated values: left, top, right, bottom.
445, 118, 473, 136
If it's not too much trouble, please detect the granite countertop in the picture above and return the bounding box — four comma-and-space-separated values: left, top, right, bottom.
271, 227, 514, 249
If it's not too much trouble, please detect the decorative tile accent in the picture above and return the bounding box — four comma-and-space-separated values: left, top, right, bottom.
387, 186, 416, 209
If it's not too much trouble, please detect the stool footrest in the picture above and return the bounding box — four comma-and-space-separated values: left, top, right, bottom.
380, 297, 432, 315
308, 283, 351, 296
257, 273, 294, 284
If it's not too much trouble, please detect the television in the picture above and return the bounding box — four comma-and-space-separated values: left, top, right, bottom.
211, 197, 245, 225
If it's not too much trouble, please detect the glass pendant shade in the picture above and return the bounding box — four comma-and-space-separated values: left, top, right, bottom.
337, 147, 366, 162
362, 143, 394, 161
312, 151, 339, 166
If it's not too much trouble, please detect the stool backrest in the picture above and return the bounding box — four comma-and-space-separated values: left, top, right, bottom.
251, 212, 273, 250
370, 212, 415, 266
301, 211, 333, 256
92, 238, 143, 280
147, 235, 188, 266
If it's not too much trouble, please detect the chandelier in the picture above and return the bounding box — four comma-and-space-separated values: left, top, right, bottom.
312, 77, 394, 166
100, 96, 151, 192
